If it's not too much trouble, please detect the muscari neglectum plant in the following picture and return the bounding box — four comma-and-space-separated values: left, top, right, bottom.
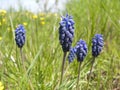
87, 34, 104, 89
68, 39, 88, 90
15, 24, 34, 90
59, 14, 75, 84
15, 24, 26, 70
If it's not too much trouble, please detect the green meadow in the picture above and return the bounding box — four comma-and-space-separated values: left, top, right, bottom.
0, 0, 120, 90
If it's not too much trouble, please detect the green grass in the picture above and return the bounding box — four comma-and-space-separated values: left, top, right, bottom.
0, 0, 120, 90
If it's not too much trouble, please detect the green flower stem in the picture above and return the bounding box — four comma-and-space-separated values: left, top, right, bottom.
87, 57, 95, 90
60, 52, 67, 85
20, 48, 26, 71
20, 48, 34, 90
76, 61, 82, 90
35, 20, 38, 48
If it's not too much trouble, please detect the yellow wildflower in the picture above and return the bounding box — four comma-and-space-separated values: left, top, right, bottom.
2, 18, 6, 23
0, 10, 7, 16
0, 81, 4, 90
40, 21, 45, 25
7, 27, 11, 31
32, 15, 38, 19
0, 10, 7, 14
40, 17, 45, 21
54, 13, 58, 17
23, 22, 27, 26
0, 22, 1, 26
0, 37, 2, 41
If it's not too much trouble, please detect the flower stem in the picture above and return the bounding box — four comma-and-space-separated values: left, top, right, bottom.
76, 61, 82, 90
35, 20, 38, 47
60, 52, 67, 85
20, 48, 34, 90
87, 57, 95, 90
20, 48, 26, 71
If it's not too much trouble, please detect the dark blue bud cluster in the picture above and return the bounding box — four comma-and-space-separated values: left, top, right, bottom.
68, 47, 77, 63
92, 34, 104, 57
68, 39, 88, 63
76, 39, 88, 62
59, 14, 75, 52
15, 24, 26, 48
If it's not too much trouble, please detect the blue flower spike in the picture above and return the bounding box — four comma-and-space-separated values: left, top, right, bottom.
68, 47, 77, 63
76, 39, 88, 62
92, 34, 104, 57
59, 14, 75, 52
76, 39, 88, 90
68, 39, 88, 89
59, 14, 75, 85
68, 39, 88, 63
15, 24, 26, 48
15, 24, 33, 89
15, 24, 26, 74
87, 34, 104, 89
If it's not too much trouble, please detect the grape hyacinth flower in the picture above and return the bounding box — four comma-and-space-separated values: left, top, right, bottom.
68, 40, 87, 62
68, 39, 88, 89
15, 25, 34, 90
15, 24, 26, 71
15, 24, 26, 48
92, 34, 104, 57
68, 47, 77, 63
59, 14, 75, 52
59, 14, 75, 84
76, 40, 88, 89
87, 34, 104, 89
76, 40, 88, 62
